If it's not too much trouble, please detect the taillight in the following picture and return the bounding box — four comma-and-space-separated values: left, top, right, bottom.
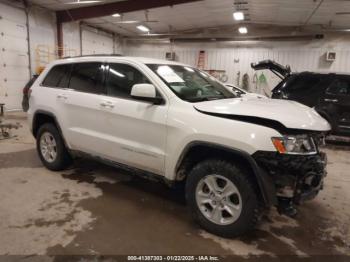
23, 86, 29, 95
23, 86, 32, 96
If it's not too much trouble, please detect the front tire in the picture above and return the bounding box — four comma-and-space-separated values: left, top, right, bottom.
36, 123, 72, 171
186, 159, 260, 238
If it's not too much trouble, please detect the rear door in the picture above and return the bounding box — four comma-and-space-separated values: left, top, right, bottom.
321, 76, 350, 133
61, 62, 110, 155
38, 64, 72, 137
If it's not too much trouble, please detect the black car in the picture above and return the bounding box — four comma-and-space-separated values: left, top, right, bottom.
251, 60, 350, 136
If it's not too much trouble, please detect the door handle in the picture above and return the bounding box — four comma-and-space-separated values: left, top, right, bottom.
324, 98, 338, 103
57, 94, 68, 100
100, 101, 115, 109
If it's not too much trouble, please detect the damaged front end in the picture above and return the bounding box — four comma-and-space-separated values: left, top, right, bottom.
253, 133, 327, 217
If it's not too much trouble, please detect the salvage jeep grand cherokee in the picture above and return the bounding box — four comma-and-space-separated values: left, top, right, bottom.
28, 56, 330, 237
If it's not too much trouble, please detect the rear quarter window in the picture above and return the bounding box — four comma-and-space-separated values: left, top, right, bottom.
285, 74, 322, 93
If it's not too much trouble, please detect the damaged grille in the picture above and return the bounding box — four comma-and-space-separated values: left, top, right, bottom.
253, 150, 327, 203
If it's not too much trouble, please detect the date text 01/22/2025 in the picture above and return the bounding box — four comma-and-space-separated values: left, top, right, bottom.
127, 256, 220, 261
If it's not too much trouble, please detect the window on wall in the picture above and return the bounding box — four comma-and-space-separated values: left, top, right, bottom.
327, 78, 350, 96
105, 63, 151, 99
42, 64, 71, 88
69, 63, 105, 94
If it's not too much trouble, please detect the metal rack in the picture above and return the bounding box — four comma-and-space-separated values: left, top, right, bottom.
0, 104, 21, 140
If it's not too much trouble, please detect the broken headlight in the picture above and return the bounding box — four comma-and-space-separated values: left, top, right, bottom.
271, 135, 317, 155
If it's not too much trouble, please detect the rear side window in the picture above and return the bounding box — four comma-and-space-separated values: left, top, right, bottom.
327, 78, 350, 96
105, 63, 151, 99
42, 64, 71, 88
69, 63, 105, 94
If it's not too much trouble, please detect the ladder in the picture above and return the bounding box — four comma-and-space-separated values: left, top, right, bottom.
197, 50, 206, 70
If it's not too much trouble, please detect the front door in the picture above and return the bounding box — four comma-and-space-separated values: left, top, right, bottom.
97, 63, 168, 175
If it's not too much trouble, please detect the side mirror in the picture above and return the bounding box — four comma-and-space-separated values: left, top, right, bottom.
131, 84, 163, 105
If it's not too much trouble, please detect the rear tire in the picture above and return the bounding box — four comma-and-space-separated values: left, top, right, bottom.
36, 123, 72, 171
186, 159, 260, 238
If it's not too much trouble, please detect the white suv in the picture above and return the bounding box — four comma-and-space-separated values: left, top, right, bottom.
28, 55, 330, 237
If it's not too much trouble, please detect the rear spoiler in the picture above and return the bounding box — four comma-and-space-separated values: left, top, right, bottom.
251, 60, 291, 79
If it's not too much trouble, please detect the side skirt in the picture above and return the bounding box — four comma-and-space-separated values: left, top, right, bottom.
69, 150, 175, 187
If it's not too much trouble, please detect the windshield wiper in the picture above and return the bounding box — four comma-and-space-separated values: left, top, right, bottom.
187, 96, 225, 102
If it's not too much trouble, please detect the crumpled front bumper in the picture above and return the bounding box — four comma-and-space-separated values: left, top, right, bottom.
252, 151, 327, 205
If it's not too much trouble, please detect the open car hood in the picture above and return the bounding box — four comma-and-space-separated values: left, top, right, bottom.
251, 60, 291, 79
194, 97, 331, 132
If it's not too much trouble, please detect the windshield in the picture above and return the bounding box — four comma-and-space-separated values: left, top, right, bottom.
147, 64, 235, 102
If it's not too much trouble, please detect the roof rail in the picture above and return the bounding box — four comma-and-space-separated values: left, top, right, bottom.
62, 54, 124, 59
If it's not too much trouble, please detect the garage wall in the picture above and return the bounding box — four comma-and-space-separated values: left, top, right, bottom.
28, 6, 56, 74
124, 36, 350, 95
0, 2, 30, 110
82, 28, 114, 55
0, 1, 57, 110
63, 23, 123, 56
62, 22, 81, 57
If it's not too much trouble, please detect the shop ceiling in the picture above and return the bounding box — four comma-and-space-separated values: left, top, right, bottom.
27, 0, 350, 39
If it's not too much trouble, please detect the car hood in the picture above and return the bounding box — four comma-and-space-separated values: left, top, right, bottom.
194, 97, 331, 132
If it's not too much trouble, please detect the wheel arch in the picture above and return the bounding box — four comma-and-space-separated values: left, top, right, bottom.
175, 141, 277, 207
32, 110, 66, 143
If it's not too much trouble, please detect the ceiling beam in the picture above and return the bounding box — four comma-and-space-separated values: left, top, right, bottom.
56, 0, 203, 23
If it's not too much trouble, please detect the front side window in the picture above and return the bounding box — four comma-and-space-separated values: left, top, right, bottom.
327, 78, 350, 96
69, 63, 104, 94
42, 64, 71, 88
105, 63, 151, 99
147, 64, 235, 102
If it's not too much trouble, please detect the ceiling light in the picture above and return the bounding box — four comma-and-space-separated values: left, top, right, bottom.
233, 11, 244, 21
115, 20, 140, 24
238, 26, 248, 34
66, 0, 101, 4
137, 25, 150, 32
184, 67, 195, 72
112, 13, 121, 17
110, 68, 125, 78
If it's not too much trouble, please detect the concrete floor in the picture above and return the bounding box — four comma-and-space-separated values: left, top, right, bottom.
0, 112, 349, 258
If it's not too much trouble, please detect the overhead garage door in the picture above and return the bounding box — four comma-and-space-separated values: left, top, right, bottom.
82, 29, 114, 55
0, 3, 30, 111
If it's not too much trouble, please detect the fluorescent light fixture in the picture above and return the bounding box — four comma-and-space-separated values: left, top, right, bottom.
112, 13, 121, 17
184, 67, 195, 72
110, 68, 125, 78
137, 25, 150, 32
67, 0, 101, 4
233, 11, 244, 21
200, 71, 209, 78
238, 26, 248, 34
115, 20, 140, 24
